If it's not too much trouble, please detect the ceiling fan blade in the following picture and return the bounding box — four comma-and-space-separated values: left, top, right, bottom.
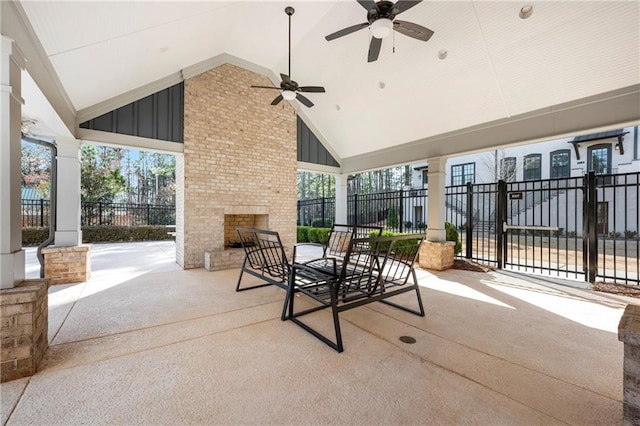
393, 20, 434, 42
394, 0, 422, 14
325, 22, 369, 41
298, 86, 326, 93
280, 73, 291, 84
251, 85, 280, 90
296, 93, 314, 108
357, 0, 377, 11
271, 94, 284, 106
368, 36, 382, 63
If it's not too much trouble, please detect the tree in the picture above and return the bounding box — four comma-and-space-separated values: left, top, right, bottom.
80, 144, 126, 203
21, 141, 51, 198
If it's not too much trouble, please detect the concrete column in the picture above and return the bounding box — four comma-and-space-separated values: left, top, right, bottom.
0, 37, 26, 289
334, 173, 348, 225
54, 138, 82, 246
426, 156, 447, 242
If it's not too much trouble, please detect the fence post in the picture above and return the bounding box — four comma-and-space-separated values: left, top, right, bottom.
496, 180, 507, 269
466, 182, 473, 259
586, 171, 598, 283
399, 190, 404, 233
354, 194, 359, 228
39, 198, 44, 227
321, 197, 326, 227
99, 201, 103, 225
147, 204, 151, 225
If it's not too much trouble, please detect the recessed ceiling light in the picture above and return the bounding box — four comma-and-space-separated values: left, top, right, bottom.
160, 46, 168, 53
335, 104, 341, 111
378, 81, 386, 89
519, 5, 533, 19
438, 49, 448, 60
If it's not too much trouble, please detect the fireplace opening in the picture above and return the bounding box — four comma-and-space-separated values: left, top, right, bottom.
224, 214, 268, 249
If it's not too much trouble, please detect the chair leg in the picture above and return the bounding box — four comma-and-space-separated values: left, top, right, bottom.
235, 257, 248, 292
329, 287, 344, 353
412, 268, 426, 317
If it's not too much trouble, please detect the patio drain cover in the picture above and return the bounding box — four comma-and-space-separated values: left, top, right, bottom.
399, 336, 416, 344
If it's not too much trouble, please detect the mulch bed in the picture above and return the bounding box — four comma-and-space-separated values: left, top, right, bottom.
593, 282, 640, 298
453, 259, 494, 273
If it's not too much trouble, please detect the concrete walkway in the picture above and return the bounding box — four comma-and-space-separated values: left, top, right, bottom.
1, 241, 634, 425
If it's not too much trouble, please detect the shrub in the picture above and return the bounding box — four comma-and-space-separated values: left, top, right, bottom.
22, 227, 50, 246
81, 225, 174, 243
307, 227, 331, 244
445, 221, 462, 255
316, 228, 331, 244
625, 230, 638, 240
311, 218, 332, 228
403, 221, 413, 229
297, 226, 310, 243
307, 227, 319, 243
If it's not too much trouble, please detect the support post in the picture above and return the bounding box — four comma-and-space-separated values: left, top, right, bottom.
54, 138, 82, 246
334, 173, 348, 225
419, 157, 455, 271
426, 157, 447, 242
0, 37, 26, 289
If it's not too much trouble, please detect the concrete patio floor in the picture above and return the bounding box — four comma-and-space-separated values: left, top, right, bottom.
1, 241, 635, 425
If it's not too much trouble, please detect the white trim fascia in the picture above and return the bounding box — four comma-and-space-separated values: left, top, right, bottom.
3, 1, 77, 136
76, 53, 282, 124
340, 85, 640, 174
77, 128, 183, 154
296, 162, 341, 175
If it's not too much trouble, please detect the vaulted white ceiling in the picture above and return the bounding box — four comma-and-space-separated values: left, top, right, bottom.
6, 0, 640, 173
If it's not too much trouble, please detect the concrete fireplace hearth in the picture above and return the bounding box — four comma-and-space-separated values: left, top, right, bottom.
177, 63, 297, 270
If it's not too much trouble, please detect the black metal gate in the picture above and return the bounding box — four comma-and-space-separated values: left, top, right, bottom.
449, 171, 639, 285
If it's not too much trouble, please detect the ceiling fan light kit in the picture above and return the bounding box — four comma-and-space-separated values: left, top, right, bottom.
282, 90, 296, 101
370, 18, 393, 39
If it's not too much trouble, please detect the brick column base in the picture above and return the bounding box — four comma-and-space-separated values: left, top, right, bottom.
42, 245, 91, 285
419, 241, 455, 271
1, 279, 48, 383
619, 304, 640, 424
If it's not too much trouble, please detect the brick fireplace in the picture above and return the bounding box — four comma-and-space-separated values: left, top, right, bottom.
177, 63, 297, 270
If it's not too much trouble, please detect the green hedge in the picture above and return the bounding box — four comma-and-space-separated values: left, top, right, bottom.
306, 227, 331, 244
445, 222, 462, 255
81, 225, 175, 243
297, 226, 311, 243
23, 225, 174, 246
22, 227, 50, 246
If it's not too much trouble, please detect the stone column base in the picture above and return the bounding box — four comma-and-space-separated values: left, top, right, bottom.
1, 279, 48, 383
41, 244, 91, 285
619, 304, 640, 424
419, 241, 455, 271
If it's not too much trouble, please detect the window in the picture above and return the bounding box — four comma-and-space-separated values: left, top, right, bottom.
588, 144, 611, 175
451, 163, 475, 186
500, 157, 517, 182
422, 170, 428, 186
550, 149, 571, 178
523, 154, 541, 181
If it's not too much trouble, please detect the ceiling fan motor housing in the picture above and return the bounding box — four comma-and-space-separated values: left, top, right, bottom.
367, 1, 398, 23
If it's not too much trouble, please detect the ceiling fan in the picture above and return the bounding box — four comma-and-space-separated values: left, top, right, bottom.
251, 6, 325, 108
325, 0, 434, 63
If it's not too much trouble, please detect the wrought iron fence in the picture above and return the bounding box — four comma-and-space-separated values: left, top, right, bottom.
297, 171, 639, 285
22, 199, 51, 227
21, 200, 175, 227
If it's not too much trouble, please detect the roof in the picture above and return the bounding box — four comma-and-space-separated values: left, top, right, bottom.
5, 1, 639, 174
571, 129, 628, 144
